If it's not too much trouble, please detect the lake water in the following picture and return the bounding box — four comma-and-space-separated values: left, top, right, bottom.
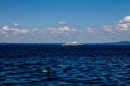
0, 44, 130, 86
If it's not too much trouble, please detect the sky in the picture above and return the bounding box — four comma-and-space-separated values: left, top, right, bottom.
0, 0, 130, 43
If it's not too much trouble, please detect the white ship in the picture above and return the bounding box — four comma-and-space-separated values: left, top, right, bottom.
62, 42, 84, 46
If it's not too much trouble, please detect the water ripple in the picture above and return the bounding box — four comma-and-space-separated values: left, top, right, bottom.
0, 44, 130, 86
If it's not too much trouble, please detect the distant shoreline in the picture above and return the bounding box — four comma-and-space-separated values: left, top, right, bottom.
0, 41, 130, 45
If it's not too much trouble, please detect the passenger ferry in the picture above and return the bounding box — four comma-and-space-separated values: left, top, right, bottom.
62, 42, 84, 46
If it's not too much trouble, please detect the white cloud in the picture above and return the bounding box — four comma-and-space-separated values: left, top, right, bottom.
86, 27, 93, 33
122, 16, 130, 23
0, 30, 7, 34
57, 22, 66, 25
20, 29, 28, 33
100, 16, 130, 31
119, 20, 123, 23
118, 16, 130, 23
14, 23, 19, 26
117, 23, 129, 30
57, 26, 70, 31
47, 26, 76, 31
102, 25, 113, 31
46, 26, 77, 34
115, 16, 130, 31
0, 26, 29, 37
11, 28, 28, 34
2, 26, 10, 30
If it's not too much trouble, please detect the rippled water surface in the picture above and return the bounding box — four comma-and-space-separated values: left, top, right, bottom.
0, 44, 130, 86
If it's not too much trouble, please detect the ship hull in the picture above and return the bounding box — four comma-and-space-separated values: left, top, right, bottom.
62, 44, 84, 46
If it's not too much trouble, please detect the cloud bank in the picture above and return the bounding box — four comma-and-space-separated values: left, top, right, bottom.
0, 16, 130, 43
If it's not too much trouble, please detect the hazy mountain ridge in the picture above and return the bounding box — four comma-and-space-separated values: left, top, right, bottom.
0, 41, 130, 45
109, 41, 130, 44
85, 41, 130, 45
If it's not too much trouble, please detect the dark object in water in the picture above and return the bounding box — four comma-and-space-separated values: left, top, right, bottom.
43, 67, 50, 73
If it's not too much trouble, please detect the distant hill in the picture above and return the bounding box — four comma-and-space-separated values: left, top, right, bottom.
108, 41, 130, 45
0, 41, 130, 45
85, 41, 130, 45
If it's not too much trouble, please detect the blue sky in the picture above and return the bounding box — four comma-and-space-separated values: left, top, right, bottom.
0, 0, 130, 43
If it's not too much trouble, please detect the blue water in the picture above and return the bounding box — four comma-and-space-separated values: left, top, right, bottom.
0, 44, 130, 86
